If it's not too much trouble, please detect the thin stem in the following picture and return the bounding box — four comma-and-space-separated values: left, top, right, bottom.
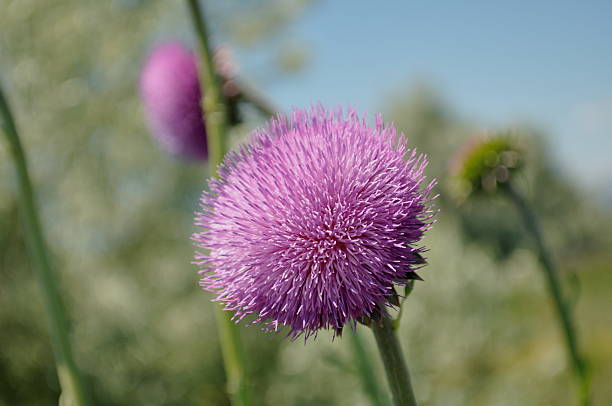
186, 1, 252, 405
503, 180, 590, 405
349, 328, 390, 406
393, 280, 415, 330
371, 315, 417, 406
0, 83, 91, 405
235, 79, 279, 118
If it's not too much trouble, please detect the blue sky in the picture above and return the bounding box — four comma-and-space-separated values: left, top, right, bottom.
237, 0, 612, 195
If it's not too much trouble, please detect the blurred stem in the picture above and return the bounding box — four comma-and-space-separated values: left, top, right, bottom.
371, 314, 417, 406
0, 83, 91, 405
503, 180, 590, 405
235, 79, 279, 118
187, 0, 226, 165
350, 328, 390, 406
214, 310, 252, 406
186, 1, 252, 405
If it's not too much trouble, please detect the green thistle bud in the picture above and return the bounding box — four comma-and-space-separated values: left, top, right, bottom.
450, 133, 524, 200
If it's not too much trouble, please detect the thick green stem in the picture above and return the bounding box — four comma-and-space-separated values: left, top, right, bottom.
371, 316, 417, 406
186, 1, 251, 405
0, 83, 91, 405
504, 180, 590, 405
350, 328, 390, 406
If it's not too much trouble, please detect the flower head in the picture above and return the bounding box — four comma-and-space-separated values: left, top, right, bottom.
193, 106, 436, 338
140, 42, 207, 160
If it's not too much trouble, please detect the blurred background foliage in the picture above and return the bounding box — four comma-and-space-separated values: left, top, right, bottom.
1, 1, 611, 405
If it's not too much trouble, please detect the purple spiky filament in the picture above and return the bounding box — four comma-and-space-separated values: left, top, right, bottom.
193, 106, 436, 339
140, 41, 207, 160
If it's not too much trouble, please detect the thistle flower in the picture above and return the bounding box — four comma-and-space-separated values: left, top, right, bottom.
193, 106, 436, 338
450, 134, 523, 200
140, 42, 208, 160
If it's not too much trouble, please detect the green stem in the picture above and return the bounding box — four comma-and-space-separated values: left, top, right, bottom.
186, 1, 251, 405
0, 83, 91, 405
350, 328, 390, 406
371, 315, 417, 406
187, 0, 227, 166
504, 180, 590, 405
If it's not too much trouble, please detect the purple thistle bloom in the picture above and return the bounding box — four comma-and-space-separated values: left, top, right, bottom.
193, 106, 436, 338
140, 42, 207, 160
